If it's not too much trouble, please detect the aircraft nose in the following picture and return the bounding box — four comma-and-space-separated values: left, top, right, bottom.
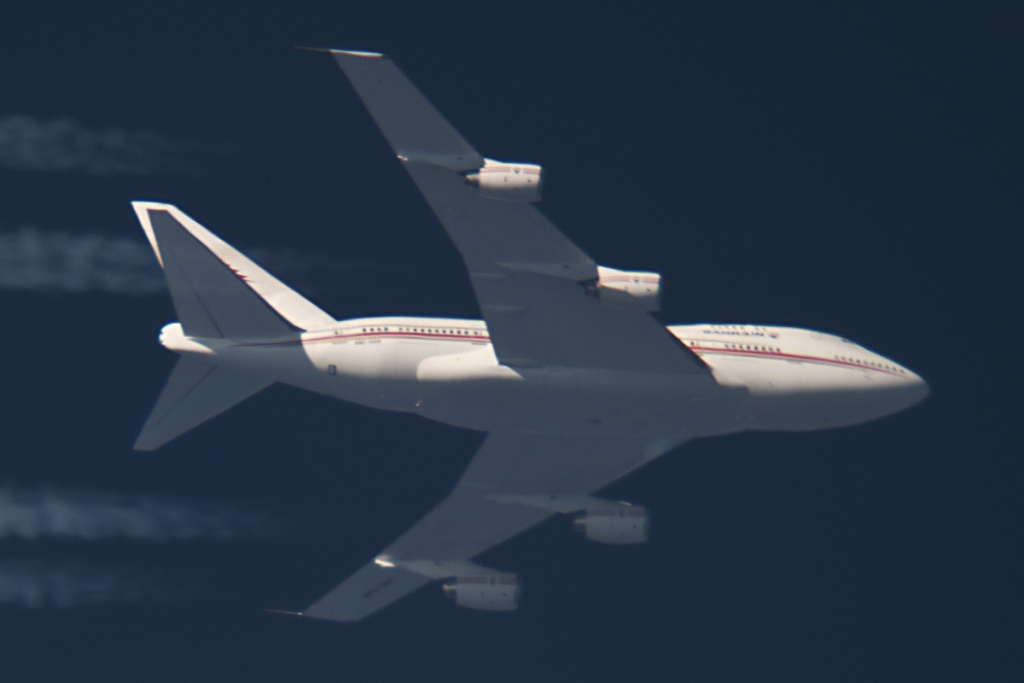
904, 369, 930, 405
905, 368, 929, 401
886, 365, 929, 413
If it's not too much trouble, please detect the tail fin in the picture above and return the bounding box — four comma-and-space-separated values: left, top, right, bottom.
132, 201, 335, 338
132, 201, 334, 450
134, 357, 272, 451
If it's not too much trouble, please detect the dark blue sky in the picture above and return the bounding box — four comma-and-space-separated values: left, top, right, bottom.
0, 2, 1020, 681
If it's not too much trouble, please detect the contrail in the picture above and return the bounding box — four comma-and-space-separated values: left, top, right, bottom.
0, 115, 207, 176
0, 487, 278, 541
0, 227, 387, 295
0, 560, 176, 608
0, 227, 165, 294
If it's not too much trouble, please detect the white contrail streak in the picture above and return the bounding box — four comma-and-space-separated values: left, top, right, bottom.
0, 227, 165, 294
0, 487, 278, 541
0, 560, 173, 608
0, 227, 384, 295
0, 115, 204, 175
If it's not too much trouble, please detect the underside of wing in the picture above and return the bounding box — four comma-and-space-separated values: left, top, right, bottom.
328, 50, 707, 375
403, 162, 705, 373
301, 564, 432, 623
323, 50, 481, 171
300, 432, 685, 622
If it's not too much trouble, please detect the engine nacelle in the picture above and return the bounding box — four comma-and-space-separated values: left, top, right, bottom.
465, 158, 543, 202
573, 506, 649, 544
442, 574, 520, 611
593, 266, 662, 312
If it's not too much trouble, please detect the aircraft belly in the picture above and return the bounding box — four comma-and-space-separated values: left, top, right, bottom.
415, 364, 734, 436
212, 337, 423, 412
214, 344, 321, 386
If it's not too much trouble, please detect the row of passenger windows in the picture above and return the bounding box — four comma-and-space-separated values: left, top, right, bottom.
684, 341, 781, 353
723, 343, 780, 353
356, 326, 483, 337
836, 356, 906, 374
702, 327, 768, 336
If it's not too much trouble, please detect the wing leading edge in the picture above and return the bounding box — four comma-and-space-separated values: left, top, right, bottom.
300, 50, 697, 623
302, 433, 684, 622
328, 50, 707, 375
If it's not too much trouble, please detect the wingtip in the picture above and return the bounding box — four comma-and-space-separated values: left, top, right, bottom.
131, 439, 158, 453
296, 46, 385, 59
331, 49, 385, 59
264, 608, 305, 618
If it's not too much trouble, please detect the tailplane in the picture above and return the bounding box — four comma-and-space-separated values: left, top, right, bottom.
134, 357, 272, 451
132, 202, 334, 450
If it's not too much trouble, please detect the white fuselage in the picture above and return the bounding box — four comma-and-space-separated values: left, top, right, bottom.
160, 316, 929, 440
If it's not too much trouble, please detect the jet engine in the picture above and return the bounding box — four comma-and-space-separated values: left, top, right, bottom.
465, 158, 543, 202
442, 574, 520, 611
591, 266, 662, 312
573, 505, 649, 544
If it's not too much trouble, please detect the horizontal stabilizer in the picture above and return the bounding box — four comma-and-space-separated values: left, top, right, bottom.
133, 202, 335, 339
134, 357, 272, 451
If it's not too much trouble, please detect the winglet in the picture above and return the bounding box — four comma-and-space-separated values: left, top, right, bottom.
263, 608, 305, 618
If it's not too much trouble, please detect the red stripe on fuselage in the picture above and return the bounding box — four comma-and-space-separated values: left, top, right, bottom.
233, 331, 906, 378
686, 345, 908, 378
235, 329, 491, 347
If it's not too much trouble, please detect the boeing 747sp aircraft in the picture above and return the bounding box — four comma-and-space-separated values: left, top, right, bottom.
132, 50, 929, 622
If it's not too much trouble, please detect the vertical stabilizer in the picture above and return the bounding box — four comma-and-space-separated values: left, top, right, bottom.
132, 202, 335, 338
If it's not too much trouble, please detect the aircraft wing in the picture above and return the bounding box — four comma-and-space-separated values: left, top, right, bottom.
302, 432, 684, 622
329, 50, 706, 375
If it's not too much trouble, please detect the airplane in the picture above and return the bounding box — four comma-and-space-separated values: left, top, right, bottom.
131, 50, 929, 622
